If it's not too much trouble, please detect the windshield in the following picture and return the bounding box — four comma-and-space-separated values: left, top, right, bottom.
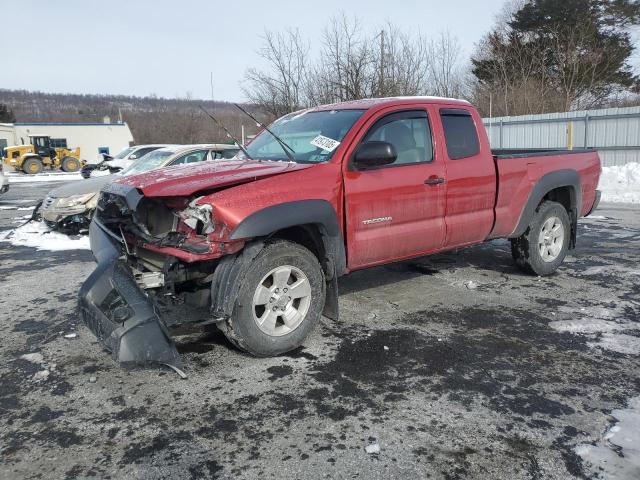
243, 109, 364, 163
121, 150, 174, 175
113, 147, 135, 159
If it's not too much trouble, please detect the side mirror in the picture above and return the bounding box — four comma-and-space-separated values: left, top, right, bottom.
353, 141, 397, 169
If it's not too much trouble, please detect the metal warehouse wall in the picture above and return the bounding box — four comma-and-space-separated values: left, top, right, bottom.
483, 106, 640, 167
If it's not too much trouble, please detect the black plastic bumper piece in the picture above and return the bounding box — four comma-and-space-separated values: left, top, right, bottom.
78, 220, 181, 368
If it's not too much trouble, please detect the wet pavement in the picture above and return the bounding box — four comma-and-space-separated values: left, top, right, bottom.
1, 181, 639, 479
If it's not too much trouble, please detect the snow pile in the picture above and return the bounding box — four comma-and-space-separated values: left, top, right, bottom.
0, 221, 89, 251
575, 397, 640, 479
6, 172, 83, 183
598, 162, 640, 203
550, 304, 640, 355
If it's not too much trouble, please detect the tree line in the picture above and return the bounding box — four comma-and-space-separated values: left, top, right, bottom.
0, 90, 265, 145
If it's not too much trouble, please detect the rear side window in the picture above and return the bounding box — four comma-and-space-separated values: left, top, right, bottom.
133, 147, 157, 158
440, 109, 480, 160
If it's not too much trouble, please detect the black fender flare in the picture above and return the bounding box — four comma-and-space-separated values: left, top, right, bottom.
228, 199, 345, 320
511, 169, 581, 247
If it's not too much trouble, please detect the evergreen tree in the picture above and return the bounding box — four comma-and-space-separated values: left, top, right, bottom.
0, 103, 16, 123
472, 0, 640, 114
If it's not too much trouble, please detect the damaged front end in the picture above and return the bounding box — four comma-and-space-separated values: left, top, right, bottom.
40, 193, 97, 234
78, 183, 240, 371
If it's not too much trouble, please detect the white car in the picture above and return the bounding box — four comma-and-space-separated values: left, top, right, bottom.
82, 144, 170, 178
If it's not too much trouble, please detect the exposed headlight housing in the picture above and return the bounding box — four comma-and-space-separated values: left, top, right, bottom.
177, 199, 215, 234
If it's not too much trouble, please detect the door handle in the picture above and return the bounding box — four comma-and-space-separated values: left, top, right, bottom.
424, 177, 445, 185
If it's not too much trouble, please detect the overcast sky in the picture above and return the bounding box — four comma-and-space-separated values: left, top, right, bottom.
4, 0, 508, 102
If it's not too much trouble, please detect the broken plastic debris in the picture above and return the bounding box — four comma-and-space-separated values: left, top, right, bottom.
383, 346, 389, 351
20, 353, 44, 364
89, 376, 97, 383
465, 281, 478, 290
164, 363, 188, 379
33, 370, 50, 381
365, 443, 380, 454
64, 333, 77, 339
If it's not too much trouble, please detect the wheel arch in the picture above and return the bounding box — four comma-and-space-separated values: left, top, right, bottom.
511, 169, 581, 248
227, 199, 345, 320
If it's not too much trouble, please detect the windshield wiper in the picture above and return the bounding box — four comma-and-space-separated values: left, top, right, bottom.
234, 103, 296, 162
198, 106, 253, 160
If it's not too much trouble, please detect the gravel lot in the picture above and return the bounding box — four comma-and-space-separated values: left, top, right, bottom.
1, 181, 639, 480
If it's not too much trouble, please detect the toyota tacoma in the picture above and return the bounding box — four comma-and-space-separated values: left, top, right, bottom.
78, 97, 601, 370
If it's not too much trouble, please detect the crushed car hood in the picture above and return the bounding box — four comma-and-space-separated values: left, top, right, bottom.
114, 159, 315, 197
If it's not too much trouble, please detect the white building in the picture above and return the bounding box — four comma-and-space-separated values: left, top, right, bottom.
0, 121, 134, 164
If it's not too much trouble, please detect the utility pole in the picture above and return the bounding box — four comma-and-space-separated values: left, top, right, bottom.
210, 72, 214, 106
379, 30, 385, 97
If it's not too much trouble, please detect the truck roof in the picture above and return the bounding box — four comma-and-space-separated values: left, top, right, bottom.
313, 96, 472, 112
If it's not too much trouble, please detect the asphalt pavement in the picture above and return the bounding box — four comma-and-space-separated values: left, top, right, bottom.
1, 181, 639, 479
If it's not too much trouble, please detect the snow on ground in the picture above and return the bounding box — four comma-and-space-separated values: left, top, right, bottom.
6, 172, 83, 183
550, 304, 640, 355
575, 396, 640, 479
0, 221, 89, 251
599, 162, 640, 203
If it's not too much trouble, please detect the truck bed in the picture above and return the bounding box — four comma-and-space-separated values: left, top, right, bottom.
492, 148, 596, 159
490, 149, 601, 239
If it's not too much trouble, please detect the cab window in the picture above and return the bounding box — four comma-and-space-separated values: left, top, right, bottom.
440, 109, 480, 160
362, 111, 433, 166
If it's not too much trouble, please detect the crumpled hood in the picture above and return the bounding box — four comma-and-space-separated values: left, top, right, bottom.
114, 159, 315, 197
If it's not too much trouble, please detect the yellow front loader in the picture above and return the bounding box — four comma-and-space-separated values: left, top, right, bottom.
2, 135, 83, 174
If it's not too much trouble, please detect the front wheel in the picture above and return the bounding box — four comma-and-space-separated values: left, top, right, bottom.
61, 157, 80, 172
511, 200, 571, 276
22, 157, 43, 174
219, 240, 326, 356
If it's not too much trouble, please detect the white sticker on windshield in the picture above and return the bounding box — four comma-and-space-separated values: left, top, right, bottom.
311, 135, 341, 152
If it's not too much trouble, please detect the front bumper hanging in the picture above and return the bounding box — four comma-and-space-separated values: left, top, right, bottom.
78, 220, 182, 370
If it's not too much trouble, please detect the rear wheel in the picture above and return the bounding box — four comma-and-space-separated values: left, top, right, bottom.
61, 157, 80, 172
219, 240, 325, 356
22, 157, 43, 174
510, 200, 570, 276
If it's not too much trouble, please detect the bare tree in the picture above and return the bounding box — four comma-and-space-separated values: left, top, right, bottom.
242, 29, 310, 117
242, 14, 468, 112
375, 23, 430, 97
427, 31, 465, 98
310, 14, 375, 104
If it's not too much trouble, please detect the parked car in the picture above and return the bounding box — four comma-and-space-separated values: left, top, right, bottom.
0, 163, 8, 195
40, 144, 240, 232
80, 145, 169, 179
79, 97, 601, 369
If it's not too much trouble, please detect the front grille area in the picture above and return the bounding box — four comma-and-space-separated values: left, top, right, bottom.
97, 192, 131, 219
96, 192, 134, 236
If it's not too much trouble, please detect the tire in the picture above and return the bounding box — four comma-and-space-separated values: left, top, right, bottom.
510, 200, 571, 276
61, 157, 80, 172
22, 157, 43, 174
219, 240, 326, 356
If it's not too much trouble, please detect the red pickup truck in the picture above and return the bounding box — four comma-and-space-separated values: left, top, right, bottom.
79, 97, 601, 369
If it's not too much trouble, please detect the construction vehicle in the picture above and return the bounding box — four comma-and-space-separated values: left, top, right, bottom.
2, 135, 83, 174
